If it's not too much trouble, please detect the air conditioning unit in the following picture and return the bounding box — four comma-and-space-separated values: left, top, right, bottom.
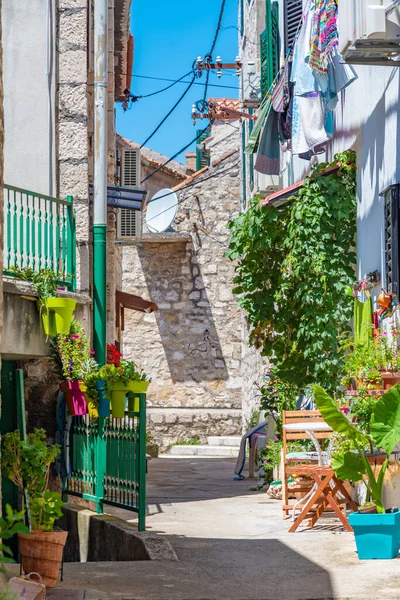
242, 61, 261, 108
339, 0, 400, 55
121, 148, 141, 188
117, 207, 143, 240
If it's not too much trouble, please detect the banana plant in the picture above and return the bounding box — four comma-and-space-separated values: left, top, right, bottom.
313, 384, 400, 514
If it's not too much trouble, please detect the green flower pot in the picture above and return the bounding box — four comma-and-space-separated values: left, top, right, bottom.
110, 380, 149, 418
110, 390, 128, 418
127, 381, 150, 412
38, 298, 77, 336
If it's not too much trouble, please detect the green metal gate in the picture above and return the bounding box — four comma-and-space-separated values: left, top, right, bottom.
62, 394, 146, 531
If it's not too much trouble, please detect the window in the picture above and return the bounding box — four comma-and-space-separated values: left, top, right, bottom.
196, 128, 211, 171
384, 184, 400, 295
284, 0, 303, 52
260, 1, 280, 100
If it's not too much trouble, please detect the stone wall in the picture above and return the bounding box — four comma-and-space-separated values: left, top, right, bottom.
121, 130, 244, 449
57, 0, 90, 293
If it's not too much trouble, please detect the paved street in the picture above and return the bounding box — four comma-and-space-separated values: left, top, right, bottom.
46, 456, 400, 599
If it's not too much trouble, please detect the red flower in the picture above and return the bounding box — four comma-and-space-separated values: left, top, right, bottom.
107, 343, 122, 367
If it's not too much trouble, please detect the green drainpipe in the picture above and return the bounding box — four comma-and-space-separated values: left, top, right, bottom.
93, 225, 107, 366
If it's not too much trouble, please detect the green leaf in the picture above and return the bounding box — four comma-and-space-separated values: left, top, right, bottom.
370, 384, 400, 455
313, 385, 366, 441
331, 451, 367, 481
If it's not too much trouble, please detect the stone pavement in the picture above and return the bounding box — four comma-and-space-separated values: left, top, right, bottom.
37, 457, 400, 599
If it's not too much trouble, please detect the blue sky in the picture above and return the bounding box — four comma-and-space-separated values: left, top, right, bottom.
116, 0, 239, 164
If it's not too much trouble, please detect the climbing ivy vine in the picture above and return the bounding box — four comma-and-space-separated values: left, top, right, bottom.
227, 151, 357, 392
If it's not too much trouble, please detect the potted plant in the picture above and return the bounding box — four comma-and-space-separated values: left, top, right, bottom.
83, 365, 111, 418
9, 266, 76, 336
1, 429, 67, 586
313, 384, 400, 559
102, 360, 151, 418
50, 320, 94, 416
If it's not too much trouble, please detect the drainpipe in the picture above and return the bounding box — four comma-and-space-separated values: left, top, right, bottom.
46, 0, 53, 196
93, 0, 108, 366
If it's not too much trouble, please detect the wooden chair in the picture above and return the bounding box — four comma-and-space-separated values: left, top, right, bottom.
281, 410, 332, 519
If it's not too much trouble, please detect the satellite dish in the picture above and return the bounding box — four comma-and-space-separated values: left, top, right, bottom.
145, 188, 178, 233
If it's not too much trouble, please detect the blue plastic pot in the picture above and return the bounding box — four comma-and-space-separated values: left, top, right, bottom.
96, 380, 110, 418
348, 509, 400, 559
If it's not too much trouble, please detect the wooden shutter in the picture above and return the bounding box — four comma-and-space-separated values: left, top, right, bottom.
248, 109, 254, 189
260, 1, 280, 100
241, 123, 247, 212
284, 0, 303, 52
122, 149, 141, 187
384, 184, 400, 295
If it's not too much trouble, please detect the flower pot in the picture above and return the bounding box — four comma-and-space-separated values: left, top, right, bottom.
348, 508, 400, 559
96, 380, 110, 417
110, 390, 127, 418
127, 381, 150, 412
60, 380, 87, 416
80, 383, 99, 418
358, 504, 377, 514
109, 380, 149, 418
18, 530, 68, 587
380, 372, 400, 390
38, 298, 76, 336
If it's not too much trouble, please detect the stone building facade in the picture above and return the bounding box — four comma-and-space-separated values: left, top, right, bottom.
0, 0, 132, 464
119, 120, 244, 448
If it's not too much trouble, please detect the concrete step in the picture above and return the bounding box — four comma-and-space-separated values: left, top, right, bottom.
169, 445, 239, 457
206, 436, 241, 447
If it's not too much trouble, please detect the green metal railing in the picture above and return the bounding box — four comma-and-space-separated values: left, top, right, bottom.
4, 185, 76, 290
63, 395, 147, 531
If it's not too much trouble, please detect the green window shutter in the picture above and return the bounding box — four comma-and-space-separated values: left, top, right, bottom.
260, 1, 280, 100
196, 129, 211, 171
248, 109, 254, 189
241, 124, 247, 212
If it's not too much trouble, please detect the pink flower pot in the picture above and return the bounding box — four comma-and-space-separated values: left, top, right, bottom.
60, 381, 87, 416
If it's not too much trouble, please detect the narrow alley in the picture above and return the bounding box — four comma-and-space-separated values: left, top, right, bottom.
49, 456, 400, 600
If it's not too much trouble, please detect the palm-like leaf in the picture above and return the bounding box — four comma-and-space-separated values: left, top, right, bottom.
370, 384, 400, 455
331, 451, 367, 481
313, 385, 366, 442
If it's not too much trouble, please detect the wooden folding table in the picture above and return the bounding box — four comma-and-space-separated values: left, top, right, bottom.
288, 464, 358, 533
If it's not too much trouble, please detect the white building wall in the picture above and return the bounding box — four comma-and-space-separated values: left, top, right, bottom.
3, 0, 56, 195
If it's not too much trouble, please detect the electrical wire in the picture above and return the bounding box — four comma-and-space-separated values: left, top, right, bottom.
135, 70, 194, 99
201, 0, 227, 109
140, 73, 197, 149
132, 73, 238, 90
139, 0, 229, 180
141, 125, 210, 183
145, 159, 240, 224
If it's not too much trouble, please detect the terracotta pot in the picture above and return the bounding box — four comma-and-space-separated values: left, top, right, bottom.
18, 530, 68, 587
380, 372, 400, 390
358, 504, 377, 515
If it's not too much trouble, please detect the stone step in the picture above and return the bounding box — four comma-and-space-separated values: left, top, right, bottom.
169, 445, 239, 457
206, 436, 241, 447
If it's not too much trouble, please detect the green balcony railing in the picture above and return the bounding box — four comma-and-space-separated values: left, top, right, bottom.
4, 185, 76, 291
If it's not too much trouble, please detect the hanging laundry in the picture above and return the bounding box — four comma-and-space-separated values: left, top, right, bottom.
255, 106, 280, 175
309, 0, 339, 74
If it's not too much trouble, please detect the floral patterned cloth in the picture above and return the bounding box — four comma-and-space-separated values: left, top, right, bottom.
309, 0, 339, 74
